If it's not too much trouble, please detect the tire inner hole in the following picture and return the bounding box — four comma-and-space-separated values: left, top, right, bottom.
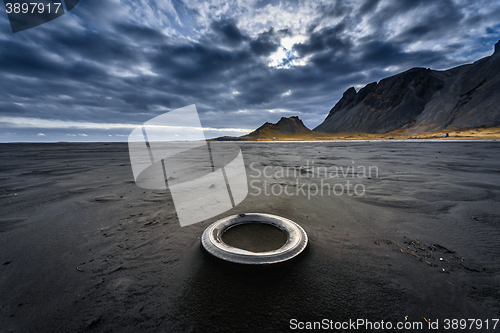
221, 222, 288, 253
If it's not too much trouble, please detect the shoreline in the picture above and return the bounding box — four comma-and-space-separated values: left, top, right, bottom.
1, 138, 499, 144
228, 138, 500, 143
213, 127, 500, 142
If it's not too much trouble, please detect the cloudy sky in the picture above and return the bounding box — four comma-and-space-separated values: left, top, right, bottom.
1, 0, 499, 142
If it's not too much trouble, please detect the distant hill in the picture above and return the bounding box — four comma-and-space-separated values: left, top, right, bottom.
314, 40, 500, 134
213, 116, 311, 141
246, 116, 312, 138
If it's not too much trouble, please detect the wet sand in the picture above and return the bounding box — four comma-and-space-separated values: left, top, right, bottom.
1, 141, 499, 332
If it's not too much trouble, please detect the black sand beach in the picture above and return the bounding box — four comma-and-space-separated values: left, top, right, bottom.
1, 142, 499, 332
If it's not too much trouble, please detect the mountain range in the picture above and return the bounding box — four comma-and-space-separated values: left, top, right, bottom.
217, 40, 500, 140
315, 40, 500, 134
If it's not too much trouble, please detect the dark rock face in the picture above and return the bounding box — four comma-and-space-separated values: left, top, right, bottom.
315, 41, 500, 134
316, 68, 445, 133
247, 116, 312, 137
274, 116, 312, 134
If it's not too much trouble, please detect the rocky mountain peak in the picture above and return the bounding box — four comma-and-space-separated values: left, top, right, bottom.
277, 115, 300, 125
246, 116, 311, 138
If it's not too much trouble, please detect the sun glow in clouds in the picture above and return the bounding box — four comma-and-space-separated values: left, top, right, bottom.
268, 35, 308, 68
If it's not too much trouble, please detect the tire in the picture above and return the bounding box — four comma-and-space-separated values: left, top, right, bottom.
201, 213, 308, 265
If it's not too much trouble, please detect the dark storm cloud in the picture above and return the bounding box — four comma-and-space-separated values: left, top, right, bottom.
114, 23, 168, 43
295, 23, 351, 56
392, 0, 464, 43
250, 28, 280, 56
317, 1, 351, 18
369, 0, 434, 21
0, 102, 30, 116
356, 41, 443, 68
150, 42, 252, 81
209, 18, 247, 46
358, 0, 381, 16
0, 0, 499, 141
